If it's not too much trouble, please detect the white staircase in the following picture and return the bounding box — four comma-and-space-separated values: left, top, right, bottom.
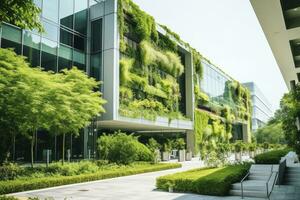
230, 164, 278, 199
285, 166, 300, 186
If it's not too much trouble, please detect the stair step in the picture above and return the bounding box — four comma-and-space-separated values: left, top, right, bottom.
249, 175, 270, 180
285, 177, 300, 182
285, 181, 300, 185
287, 167, 300, 172
230, 189, 268, 198
232, 181, 267, 191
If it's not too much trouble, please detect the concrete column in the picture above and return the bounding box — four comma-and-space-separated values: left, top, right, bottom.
186, 130, 195, 155
242, 123, 251, 143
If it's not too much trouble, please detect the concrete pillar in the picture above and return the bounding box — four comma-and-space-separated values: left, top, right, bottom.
242, 123, 251, 143
186, 130, 195, 155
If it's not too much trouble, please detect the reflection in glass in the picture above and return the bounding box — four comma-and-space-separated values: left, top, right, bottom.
41, 38, 57, 72
73, 49, 86, 71
58, 44, 73, 71
42, 21, 58, 41
90, 53, 102, 81
43, 0, 59, 23
60, 0, 74, 29
60, 28, 73, 47
91, 19, 102, 52
74, 35, 85, 51
1, 24, 22, 54
23, 31, 41, 67
74, 0, 88, 34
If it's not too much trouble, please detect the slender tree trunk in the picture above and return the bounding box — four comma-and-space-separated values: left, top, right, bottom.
31, 131, 35, 168
62, 133, 65, 165
13, 134, 15, 162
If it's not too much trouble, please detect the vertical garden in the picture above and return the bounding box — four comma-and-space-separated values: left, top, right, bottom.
117, 0, 252, 155
117, 0, 200, 121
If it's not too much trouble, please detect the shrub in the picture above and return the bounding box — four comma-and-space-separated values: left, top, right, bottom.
97, 131, 154, 164
174, 138, 185, 150
156, 164, 250, 196
254, 148, 292, 164
0, 196, 19, 200
0, 163, 181, 195
0, 163, 23, 181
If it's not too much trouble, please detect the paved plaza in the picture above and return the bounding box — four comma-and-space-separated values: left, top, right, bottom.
11, 159, 264, 200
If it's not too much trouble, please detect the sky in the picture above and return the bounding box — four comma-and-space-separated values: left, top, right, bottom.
132, 0, 288, 113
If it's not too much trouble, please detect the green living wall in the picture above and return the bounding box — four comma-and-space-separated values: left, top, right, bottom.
117, 0, 205, 121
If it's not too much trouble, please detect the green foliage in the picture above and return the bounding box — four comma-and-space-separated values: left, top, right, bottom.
278, 84, 300, 153
0, 196, 19, 200
97, 131, 153, 164
174, 138, 186, 150
234, 140, 244, 153
0, 162, 181, 195
0, 163, 23, 181
194, 109, 232, 163
139, 41, 184, 77
254, 148, 292, 164
156, 164, 250, 196
0, 0, 43, 32
119, 58, 134, 85
147, 138, 161, 152
0, 49, 106, 165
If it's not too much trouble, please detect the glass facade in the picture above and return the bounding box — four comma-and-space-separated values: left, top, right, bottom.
243, 82, 273, 131
200, 60, 234, 107
0, 0, 103, 162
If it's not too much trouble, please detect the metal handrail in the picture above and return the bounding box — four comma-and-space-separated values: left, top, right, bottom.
266, 170, 278, 200
268, 171, 278, 199
240, 171, 250, 199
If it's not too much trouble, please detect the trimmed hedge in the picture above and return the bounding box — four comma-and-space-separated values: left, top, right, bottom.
156, 164, 250, 196
254, 148, 292, 164
0, 163, 181, 195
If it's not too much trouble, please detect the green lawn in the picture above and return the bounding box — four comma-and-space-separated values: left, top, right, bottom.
0, 162, 181, 195
156, 164, 250, 196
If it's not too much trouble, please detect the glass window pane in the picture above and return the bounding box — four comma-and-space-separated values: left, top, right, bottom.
90, 53, 102, 81
91, 19, 102, 52
74, 35, 85, 51
60, 0, 74, 29
23, 31, 41, 67
73, 49, 86, 71
42, 21, 58, 41
74, 0, 88, 34
41, 38, 57, 72
58, 45, 73, 71
60, 29, 73, 47
43, 0, 59, 23
1, 24, 22, 54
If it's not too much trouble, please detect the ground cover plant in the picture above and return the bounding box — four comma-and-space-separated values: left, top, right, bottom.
156, 163, 250, 196
254, 148, 292, 164
0, 161, 181, 195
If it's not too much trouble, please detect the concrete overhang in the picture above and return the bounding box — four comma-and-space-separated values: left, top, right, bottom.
97, 115, 193, 132
250, 0, 300, 89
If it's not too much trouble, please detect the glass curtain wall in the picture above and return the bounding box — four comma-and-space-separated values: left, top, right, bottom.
0, 0, 99, 162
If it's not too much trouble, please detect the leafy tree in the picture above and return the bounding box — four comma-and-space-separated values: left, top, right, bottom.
0, 0, 43, 32
279, 84, 300, 153
0, 49, 52, 166
51, 68, 106, 165
0, 49, 106, 166
254, 122, 285, 144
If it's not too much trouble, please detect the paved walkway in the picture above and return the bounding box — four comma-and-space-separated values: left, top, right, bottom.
12, 159, 262, 200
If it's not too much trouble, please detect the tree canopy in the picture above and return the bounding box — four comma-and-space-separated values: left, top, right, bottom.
0, 0, 43, 32
279, 84, 300, 153
0, 48, 106, 164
